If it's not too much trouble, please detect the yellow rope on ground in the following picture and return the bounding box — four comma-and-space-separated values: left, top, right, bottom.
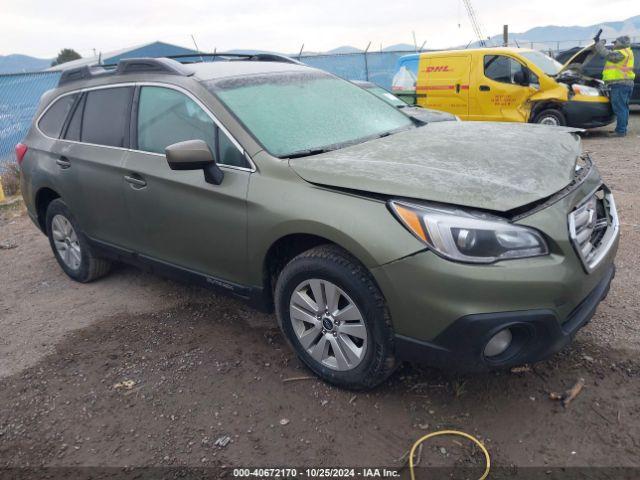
409, 429, 490, 480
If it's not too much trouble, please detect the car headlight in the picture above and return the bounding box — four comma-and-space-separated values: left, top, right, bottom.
572, 84, 600, 96
389, 201, 549, 264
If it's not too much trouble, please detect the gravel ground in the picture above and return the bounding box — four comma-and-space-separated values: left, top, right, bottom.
0, 111, 639, 473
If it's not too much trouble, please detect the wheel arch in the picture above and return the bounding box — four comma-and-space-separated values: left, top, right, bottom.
258, 227, 382, 312
35, 187, 61, 233
529, 101, 566, 122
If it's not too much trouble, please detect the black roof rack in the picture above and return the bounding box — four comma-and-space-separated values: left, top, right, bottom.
57, 57, 193, 87
162, 52, 304, 65
58, 65, 113, 86
57, 53, 302, 87
115, 57, 195, 76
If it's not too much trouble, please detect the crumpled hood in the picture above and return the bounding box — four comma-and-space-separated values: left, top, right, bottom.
558, 43, 598, 76
289, 121, 583, 212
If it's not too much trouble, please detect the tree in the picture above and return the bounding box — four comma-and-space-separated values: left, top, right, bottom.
51, 49, 82, 67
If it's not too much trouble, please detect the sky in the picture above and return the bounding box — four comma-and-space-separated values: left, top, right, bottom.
1, 0, 638, 58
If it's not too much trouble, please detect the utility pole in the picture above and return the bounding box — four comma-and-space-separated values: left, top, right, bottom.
503, 25, 509, 46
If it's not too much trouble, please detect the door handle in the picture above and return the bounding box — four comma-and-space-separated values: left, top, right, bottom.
124, 174, 147, 188
56, 156, 71, 169
479, 85, 491, 91
456, 84, 461, 93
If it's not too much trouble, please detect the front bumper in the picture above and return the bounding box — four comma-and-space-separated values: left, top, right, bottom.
393, 265, 615, 371
563, 99, 614, 129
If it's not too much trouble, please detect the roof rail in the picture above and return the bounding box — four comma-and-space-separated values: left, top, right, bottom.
115, 57, 195, 76
57, 53, 300, 87
57, 57, 194, 87
165, 52, 304, 65
58, 65, 113, 86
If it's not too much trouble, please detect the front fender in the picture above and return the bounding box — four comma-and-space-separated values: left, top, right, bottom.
245, 156, 425, 286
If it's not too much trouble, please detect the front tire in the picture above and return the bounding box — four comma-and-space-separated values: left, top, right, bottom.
534, 108, 567, 126
46, 199, 111, 283
275, 245, 397, 389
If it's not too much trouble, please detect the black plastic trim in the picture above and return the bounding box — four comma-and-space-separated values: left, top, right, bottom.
87, 238, 271, 312
562, 100, 615, 129
395, 264, 615, 371
58, 66, 113, 86
115, 58, 195, 76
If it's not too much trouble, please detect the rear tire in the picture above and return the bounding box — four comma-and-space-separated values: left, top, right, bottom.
46, 199, 111, 283
534, 108, 567, 127
275, 244, 397, 390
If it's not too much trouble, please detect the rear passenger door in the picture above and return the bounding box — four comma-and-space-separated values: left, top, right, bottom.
122, 85, 251, 285
57, 85, 135, 249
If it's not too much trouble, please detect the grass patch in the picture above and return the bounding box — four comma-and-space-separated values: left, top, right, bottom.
1, 163, 21, 197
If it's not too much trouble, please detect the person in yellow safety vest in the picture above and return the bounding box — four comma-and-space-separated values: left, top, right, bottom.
595, 35, 635, 137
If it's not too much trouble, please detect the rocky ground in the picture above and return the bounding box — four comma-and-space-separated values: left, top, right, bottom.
0, 111, 639, 476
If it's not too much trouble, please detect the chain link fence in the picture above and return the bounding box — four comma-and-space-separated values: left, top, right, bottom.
0, 71, 61, 173
503, 36, 639, 57
299, 50, 420, 90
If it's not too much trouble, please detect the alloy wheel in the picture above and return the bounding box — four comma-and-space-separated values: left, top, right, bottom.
51, 214, 82, 270
289, 279, 368, 371
539, 116, 560, 126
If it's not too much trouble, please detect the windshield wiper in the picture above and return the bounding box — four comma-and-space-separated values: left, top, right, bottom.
284, 126, 411, 159
284, 147, 334, 159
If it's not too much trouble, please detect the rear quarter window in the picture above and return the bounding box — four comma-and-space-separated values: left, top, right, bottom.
38, 94, 78, 138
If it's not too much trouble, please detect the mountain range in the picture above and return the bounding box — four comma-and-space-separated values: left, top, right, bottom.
468, 14, 640, 49
0, 54, 51, 74
2, 14, 638, 73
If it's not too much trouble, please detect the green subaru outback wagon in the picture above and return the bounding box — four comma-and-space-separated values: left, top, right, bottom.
18, 55, 619, 389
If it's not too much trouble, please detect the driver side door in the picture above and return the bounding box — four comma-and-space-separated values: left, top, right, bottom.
122, 84, 252, 286
474, 54, 537, 122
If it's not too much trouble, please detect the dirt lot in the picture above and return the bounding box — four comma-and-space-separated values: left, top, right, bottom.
1, 112, 639, 475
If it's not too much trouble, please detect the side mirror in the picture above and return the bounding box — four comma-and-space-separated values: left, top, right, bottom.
513, 69, 530, 86
165, 139, 224, 185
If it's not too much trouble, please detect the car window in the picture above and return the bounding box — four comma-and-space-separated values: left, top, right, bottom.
484, 55, 526, 84
520, 51, 562, 76
38, 93, 78, 138
137, 86, 246, 168
81, 87, 133, 147
64, 94, 85, 141
368, 86, 407, 107
218, 129, 247, 168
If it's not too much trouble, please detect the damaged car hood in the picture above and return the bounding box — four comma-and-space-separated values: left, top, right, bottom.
289, 122, 583, 212
558, 43, 598, 76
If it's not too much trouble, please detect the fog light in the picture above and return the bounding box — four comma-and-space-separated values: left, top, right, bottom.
484, 329, 513, 357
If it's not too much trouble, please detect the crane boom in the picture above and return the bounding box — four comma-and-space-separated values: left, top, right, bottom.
462, 0, 486, 47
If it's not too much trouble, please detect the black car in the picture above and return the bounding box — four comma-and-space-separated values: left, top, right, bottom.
556, 44, 639, 104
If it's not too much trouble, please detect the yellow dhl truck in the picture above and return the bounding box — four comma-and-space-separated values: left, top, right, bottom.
391, 46, 614, 128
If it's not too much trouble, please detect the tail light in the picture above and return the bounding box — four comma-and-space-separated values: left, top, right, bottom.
15, 143, 28, 166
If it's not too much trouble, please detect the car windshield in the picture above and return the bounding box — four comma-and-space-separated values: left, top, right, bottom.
205, 71, 414, 157
520, 51, 563, 76
365, 86, 408, 108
